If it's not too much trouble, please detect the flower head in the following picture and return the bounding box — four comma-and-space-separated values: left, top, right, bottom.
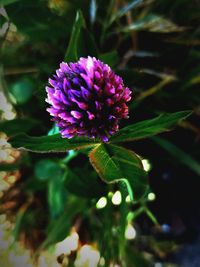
46, 56, 131, 142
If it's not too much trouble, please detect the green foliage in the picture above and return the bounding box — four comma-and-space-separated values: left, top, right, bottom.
0, 118, 39, 136
152, 136, 200, 175
110, 111, 192, 143
9, 79, 34, 104
9, 112, 191, 153
5, 0, 73, 42
65, 165, 107, 198
99, 51, 119, 67
47, 169, 67, 218
9, 133, 97, 152
109, 0, 144, 25
0, 163, 18, 171
89, 143, 148, 200
65, 10, 98, 61
34, 159, 63, 181
0, 0, 20, 6
119, 13, 185, 33
41, 198, 86, 249
64, 10, 86, 62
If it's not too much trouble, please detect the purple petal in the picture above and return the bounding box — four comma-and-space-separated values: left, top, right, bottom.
95, 101, 101, 110
69, 90, 81, 98
108, 115, 116, 120
60, 62, 69, 72
47, 108, 59, 116
81, 86, 91, 100
77, 102, 88, 110
94, 84, 100, 91
106, 98, 114, 106
45, 86, 54, 94
63, 78, 71, 92
94, 71, 101, 81
102, 135, 109, 142
49, 78, 57, 87
80, 73, 93, 89
71, 110, 82, 119
87, 111, 95, 120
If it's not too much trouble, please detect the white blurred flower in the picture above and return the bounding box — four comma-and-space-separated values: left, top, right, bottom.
75, 245, 100, 267
55, 231, 79, 256
125, 224, 136, 240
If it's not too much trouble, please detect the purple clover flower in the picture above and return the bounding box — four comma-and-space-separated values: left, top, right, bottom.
46, 56, 131, 142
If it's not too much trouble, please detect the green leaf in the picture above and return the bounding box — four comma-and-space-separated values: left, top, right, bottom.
89, 143, 148, 200
0, 0, 20, 6
99, 51, 119, 68
126, 247, 152, 267
0, 118, 39, 136
119, 14, 185, 33
0, 163, 18, 171
109, 0, 143, 25
12, 202, 33, 242
152, 136, 200, 176
34, 159, 63, 181
65, 10, 85, 62
9, 79, 34, 105
118, 182, 129, 260
24, 177, 47, 193
41, 198, 85, 249
64, 10, 98, 62
48, 171, 67, 218
12, 209, 26, 242
65, 165, 107, 198
9, 133, 98, 153
76, 27, 98, 58
110, 111, 192, 143
5, 0, 74, 42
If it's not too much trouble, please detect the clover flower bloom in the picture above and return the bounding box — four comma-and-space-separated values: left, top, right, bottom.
46, 56, 131, 142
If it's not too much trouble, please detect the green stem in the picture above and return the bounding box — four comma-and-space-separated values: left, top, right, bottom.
144, 206, 159, 225
61, 150, 78, 164
119, 183, 128, 266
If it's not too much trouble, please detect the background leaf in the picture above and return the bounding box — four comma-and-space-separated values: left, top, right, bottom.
0, 0, 20, 6
65, 10, 86, 62
152, 136, 200, 175
65, 10, 98, 62
0, 118, 39, 136
34, 159, 63, 181
120, 14, 185, 33
99, 51, 119, 68
5, 0, 70, 41
65, 165, 107, 198
41, 198, 85, 249
109, 0, 143, 25
0, 163, 18, 171
9, 78, 34, 105
47, 170, 67, 218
